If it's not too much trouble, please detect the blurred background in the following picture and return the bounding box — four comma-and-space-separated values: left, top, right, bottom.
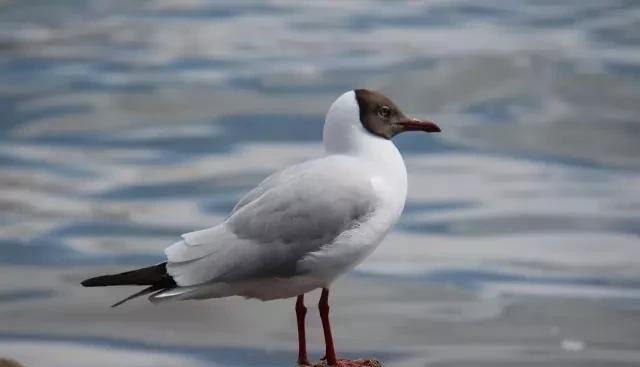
0, 1, 639, 366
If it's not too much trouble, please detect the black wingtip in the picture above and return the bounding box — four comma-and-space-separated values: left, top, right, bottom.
80, 263, 174, 288
81, 277, 100, 287
81, 263, 176, 307
110, 300, 125, 308
81, 275, 114, 287
110, 285, 163, 308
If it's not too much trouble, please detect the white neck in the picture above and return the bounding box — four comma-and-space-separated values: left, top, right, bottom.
322, 91, 408, 196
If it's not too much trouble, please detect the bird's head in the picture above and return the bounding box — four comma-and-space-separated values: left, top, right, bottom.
323, 89, 441, 153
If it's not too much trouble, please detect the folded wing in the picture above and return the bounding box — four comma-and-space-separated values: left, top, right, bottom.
164, 157, 376, 287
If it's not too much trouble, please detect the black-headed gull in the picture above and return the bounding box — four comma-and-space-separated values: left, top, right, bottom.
82, 89, 441, 366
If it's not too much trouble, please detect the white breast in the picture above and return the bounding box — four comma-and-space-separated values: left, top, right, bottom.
296, 151, 407, 284
292, 90, 410, 285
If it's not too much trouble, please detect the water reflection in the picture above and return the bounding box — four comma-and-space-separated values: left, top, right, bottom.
1, 0, 639, 366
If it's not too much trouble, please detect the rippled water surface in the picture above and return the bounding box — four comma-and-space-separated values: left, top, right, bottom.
1, 1, 639, 366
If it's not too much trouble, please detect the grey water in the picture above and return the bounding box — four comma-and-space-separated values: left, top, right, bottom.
0, 1, 639, 366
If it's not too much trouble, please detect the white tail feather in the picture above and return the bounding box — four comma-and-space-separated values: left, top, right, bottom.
149, 283, 233, 303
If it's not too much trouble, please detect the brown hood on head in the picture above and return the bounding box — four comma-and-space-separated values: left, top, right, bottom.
354, 89, 441, 139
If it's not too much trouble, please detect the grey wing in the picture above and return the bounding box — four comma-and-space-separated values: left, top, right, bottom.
165, 158, 376, 286
229, 161, 300, 215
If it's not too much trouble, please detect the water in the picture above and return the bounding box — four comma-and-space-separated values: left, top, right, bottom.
1, 1, 639, 366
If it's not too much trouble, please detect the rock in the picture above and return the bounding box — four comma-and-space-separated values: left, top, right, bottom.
0, 358, 26, 367
0, 355, 383, 367
300, 359, 382, 367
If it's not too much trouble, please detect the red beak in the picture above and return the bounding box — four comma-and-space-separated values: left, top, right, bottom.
397, 118, 441, 133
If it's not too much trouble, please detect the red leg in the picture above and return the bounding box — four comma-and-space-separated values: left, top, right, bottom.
296, 294, 310, 365
319, 288, 338, 366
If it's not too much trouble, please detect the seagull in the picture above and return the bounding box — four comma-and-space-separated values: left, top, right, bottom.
81, 89, 441, 366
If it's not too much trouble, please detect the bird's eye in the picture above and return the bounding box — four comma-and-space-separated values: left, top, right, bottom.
378, 106, 391, 119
